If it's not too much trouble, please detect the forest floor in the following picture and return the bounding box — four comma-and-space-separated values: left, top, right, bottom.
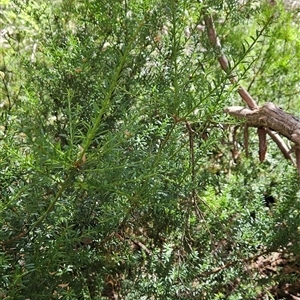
253, 250, 300, 299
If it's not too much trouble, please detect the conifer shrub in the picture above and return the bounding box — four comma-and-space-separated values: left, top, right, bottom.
1, 0, 300, 299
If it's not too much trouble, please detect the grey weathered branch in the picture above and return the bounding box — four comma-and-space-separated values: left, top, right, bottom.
225, 102, 297, 164
204, 15, 258, 110
264, 128, 294, 162
204, 12, 297, 167
225, 102, 300, 145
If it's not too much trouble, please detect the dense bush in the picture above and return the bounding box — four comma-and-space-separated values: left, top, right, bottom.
1, 0, 300, 299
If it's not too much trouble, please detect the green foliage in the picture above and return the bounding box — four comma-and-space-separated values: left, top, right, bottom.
1, 0, 300, 299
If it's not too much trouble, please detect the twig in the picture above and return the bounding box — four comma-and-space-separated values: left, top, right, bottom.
186, 121, 196, 199
199, 249, 270, 277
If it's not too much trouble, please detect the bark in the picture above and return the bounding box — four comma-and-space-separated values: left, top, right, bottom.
258, 127, 267, 162
296, 148, 300, 173
225, 102, 300, 145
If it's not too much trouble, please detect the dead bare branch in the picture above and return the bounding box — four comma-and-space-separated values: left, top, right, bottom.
225, 103, 300, 145
204, 13, 297, 170
295, 148, 300, 173
258, 127, 267, 162
204, 15, 258, 109
265, 129, 294, 163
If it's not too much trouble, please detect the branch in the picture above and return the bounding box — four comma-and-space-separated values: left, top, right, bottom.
265, 129, 294, 163
225, 103, 299, 162
225, 103, 300, 145
204, 13, 295, 167
258, 127, 267, 162
204, 15, 258, 110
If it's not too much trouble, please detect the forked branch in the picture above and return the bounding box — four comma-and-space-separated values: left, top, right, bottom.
204, 13, 298, 167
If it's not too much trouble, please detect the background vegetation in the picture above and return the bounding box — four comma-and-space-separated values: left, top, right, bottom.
1, 0, 300, 299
